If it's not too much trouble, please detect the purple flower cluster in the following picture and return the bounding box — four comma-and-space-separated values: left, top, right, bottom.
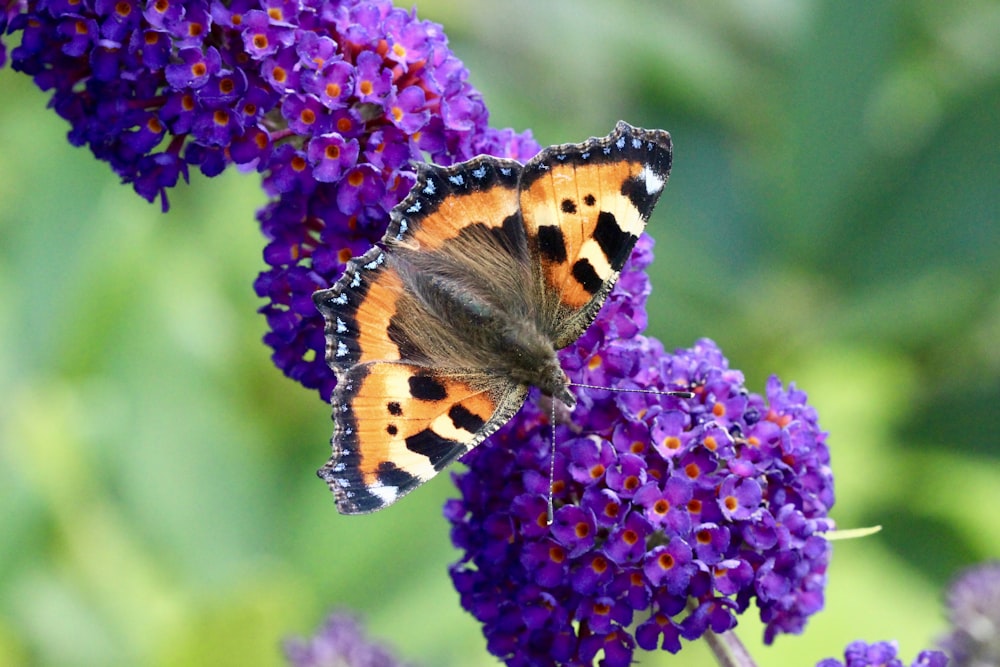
284, 611, 415, 667
938, 561, 1000, 666
818, 641, 949, 667
2, 0, 539, 398
446, 237, 836, 666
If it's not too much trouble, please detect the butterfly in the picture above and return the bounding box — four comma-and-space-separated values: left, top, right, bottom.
312, 121, 673, 514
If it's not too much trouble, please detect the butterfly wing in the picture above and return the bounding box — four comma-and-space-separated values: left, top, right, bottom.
313, 155, 531, 373
312, 155, 534, 514
319, 361, 526, 514
313, 246, 411, 372
518, 121, 672, 347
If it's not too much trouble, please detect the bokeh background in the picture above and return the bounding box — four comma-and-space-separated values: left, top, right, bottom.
1, 0, 998, 665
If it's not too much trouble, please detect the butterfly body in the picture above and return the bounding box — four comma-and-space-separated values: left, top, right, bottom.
313, 122, 672, 514
388, 217, 574, 405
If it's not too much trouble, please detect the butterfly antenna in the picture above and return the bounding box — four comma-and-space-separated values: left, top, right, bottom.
547, 397, 557, 526
568, 383, 694, 399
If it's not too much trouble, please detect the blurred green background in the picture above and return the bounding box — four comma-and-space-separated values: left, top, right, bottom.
1, 0, 999, 665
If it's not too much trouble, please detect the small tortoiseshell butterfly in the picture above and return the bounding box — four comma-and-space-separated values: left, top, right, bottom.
313, 121, 672, 514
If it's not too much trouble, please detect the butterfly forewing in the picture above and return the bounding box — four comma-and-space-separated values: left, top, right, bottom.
314, 249, 410, 371
518, 122, 672, 345
385, 156, 524, 252
314, 157, 532, 374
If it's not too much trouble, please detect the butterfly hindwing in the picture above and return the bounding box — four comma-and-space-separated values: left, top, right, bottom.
319, 361, 527, 513
519, 121, 672, 345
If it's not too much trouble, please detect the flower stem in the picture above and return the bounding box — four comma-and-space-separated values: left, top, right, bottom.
704, 629, 759, 667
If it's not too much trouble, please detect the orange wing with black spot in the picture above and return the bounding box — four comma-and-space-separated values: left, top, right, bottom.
519, 122, 672, 346
319, 362, 525, 513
